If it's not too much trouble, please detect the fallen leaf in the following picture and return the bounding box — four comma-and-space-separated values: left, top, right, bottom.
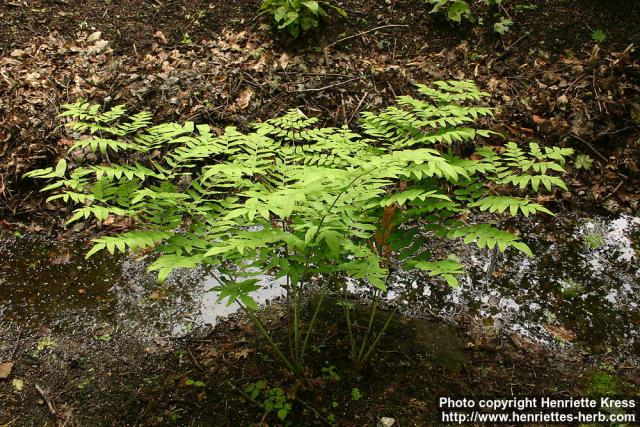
154, 31, 168, 44
230, 348, 252, 360
235, 89, 253, 110
544, 324, 577, 342
0, 362, 14, 379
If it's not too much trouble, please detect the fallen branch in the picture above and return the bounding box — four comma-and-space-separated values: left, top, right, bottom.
296, 398, 332, 425
324, 24, 409, 49
290, 77, 360, 93
35, 384, 59, 418
570, 133, 608, 163
603, 180, 625, 201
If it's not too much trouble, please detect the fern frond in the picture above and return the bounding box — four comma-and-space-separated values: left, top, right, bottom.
468, 196, 554, 217
86, 231, 173, 258
447, 224, 532, 255
410, 258, 464, 287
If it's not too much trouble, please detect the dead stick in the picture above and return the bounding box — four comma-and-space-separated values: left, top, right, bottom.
10, 327, 23, 359
603, 180, 625, 201
291, 77, 359, 93
324, 24, 409, 49
35, 384, 59, 418
570, 133, 608, 163
296, 398, 332, 425
348, 91, 369, 125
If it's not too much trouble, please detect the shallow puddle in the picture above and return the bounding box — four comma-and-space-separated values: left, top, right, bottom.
0, 239, 285, 339
1, 213, 638, 358
376, 214, 640, 357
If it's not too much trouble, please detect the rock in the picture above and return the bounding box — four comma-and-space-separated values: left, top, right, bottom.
12, 378, 24, 391
87, 31, 102, 43
0, 362, 14, 379
378, 417, 395, 427
87, 40, 109, 56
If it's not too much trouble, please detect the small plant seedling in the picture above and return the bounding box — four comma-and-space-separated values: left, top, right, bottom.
591, 29, 606, 43
245, 380, 268, 399
583, 231, 605, 250
427, 0, 473, 23
33, 336, 56, 357
245, 381, 292, 421
93, 333, 112, 342
321, 365, 341, 382
574, 154, 594, 171
587, 371, 617, 396
264, 387, 293, 421
494, 17, 513, 35
428, 0, 513, 34
185, 378, 206, 387
558, 277, 585, 299
351, 387, 362, 401
181, 33, 193, 45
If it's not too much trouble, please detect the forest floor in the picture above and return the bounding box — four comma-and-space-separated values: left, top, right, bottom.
0, 0, 639, 425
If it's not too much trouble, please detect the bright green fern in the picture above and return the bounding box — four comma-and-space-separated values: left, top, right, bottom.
25, 80, 572, 373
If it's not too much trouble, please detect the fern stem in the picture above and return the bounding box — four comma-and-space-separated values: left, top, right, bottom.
360, 305, 398, 365
236, 298, 299, 375
341, 283, 357, 361
285, 275, 296, 363
292, 280, 301, 369
299, 283, 329, 364
357, 291, 380, 362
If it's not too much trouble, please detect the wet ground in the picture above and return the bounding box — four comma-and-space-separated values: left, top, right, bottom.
3, 214, 638, 359
1, 213, 639, 425
0, 215, 640, 355
381, 213, 640, 357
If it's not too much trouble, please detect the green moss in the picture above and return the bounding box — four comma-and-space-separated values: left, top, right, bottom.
586, 371, 617, 396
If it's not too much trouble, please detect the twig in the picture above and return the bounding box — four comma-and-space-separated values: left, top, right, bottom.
324, 24, 409, 49
0, 417, 19, 427
10, 326, 22, 359
290, 77, 359, 93
603, 180, 625, 201
348, 91, 369, 124
570, 133, 608, 163
35, 384, 60, 418
187, 348, 204, 371
563, 73, 587, 95
488, 32, 530, 66
600, 125, 639, 136
227, 381, 262, 408
296, 398, 332, 425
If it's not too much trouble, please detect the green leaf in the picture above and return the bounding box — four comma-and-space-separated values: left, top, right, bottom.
54, 159, 67, 177
279, 11, 299, 28
274, 5, 288, 21
447, 0, 471, 22
302, 0, 319, 14
277, 408, 288, 420
411, 258, 464, 288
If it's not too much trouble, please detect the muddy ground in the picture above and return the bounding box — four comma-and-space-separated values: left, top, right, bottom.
1, 0, 640, 425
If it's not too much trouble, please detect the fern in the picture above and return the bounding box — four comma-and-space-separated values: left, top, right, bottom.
86, 231, 173, 258
468, 196, 553, 217
26, 80, 572, 373
410, 258, 465, 287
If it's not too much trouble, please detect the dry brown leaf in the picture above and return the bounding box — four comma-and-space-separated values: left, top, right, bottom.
0, 362, 14, 379
230, 348, 252, 360
235, 89, 253, 110
543, 324, 577, 342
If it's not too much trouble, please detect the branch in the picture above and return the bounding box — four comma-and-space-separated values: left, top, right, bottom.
324, 24, 409, 49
